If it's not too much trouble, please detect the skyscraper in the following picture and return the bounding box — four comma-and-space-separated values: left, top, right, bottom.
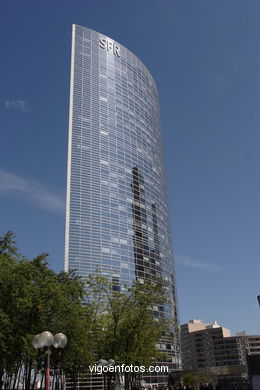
65, 25, 181, 378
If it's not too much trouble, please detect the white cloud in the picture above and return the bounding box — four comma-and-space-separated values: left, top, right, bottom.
0, 169, 65, 216
5, 100, 30, 112
175, 255, 222, 272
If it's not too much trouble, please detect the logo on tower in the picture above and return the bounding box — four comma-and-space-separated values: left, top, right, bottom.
99, 37, 120, 57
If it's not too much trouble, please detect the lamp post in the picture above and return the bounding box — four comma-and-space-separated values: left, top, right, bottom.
32, 331, 67, 390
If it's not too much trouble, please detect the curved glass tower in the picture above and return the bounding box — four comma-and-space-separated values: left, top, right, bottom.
65, 25, 181, 378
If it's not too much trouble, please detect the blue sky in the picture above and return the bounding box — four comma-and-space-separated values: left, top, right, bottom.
1, 0, 260, 335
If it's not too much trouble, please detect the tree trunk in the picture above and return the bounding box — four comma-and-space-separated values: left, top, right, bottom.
25, 359, 32, 390
40, 370, 44, 390
32, 368, 37, 390
124, 372, 129, 390
0, 368, 4, 390
12, 360, 23, 390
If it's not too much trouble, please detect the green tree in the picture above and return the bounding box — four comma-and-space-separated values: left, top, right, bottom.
182, 372, 211, 390
86, 275, 169, 390
0, 232, 94, 390
0, 232, 173, 390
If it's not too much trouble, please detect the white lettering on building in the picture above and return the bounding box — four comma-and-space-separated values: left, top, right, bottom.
99, 37, 120, 57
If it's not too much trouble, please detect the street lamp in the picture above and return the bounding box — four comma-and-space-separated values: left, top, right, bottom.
32, 332, 67, 390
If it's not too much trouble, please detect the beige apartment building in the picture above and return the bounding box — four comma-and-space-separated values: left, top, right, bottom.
181, 320, 260, 388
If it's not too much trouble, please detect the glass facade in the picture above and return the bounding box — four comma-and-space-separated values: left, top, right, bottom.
65, 25, 181, 374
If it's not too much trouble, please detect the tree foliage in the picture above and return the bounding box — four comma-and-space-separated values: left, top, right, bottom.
0, 232, 170, 390
86, 275, 168, 389
181, 372, 211, 390
0, 232, 93, 389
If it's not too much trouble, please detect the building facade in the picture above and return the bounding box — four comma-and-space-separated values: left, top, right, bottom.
181, 320, 232, 371
64, 24, 181, 380
181, 320, 260, 389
